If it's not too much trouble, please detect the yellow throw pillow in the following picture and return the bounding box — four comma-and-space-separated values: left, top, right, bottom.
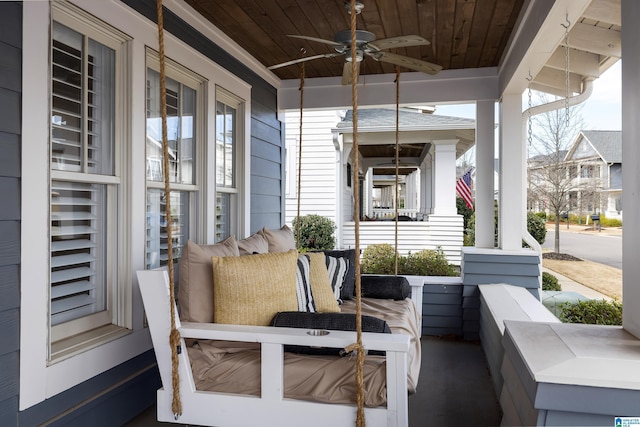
212, 249, 299, 326
306, 252, 341, 313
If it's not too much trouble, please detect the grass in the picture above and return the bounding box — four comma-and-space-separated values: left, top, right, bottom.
542, 258, 622, 301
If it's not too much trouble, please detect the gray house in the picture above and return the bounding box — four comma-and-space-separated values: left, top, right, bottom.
2, 1, 640, 426
528, 130, 622, 220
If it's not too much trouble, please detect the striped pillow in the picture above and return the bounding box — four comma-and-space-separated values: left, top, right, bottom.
325, 255, 349, 304
296, 254, 316, 312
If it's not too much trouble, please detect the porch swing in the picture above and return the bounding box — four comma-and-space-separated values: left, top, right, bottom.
137, 1, 420, 426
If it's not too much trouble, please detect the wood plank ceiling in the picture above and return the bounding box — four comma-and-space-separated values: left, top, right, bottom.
184, 0, 525, 81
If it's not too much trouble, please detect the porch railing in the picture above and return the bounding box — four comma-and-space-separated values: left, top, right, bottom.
342, 214, 463, 265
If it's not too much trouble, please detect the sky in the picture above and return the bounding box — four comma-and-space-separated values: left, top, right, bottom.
434, 60, 622, 131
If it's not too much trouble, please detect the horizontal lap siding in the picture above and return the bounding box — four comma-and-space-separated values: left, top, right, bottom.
284, 111, 341, 224
0, 2, 21, 425
461, 250, 542, 340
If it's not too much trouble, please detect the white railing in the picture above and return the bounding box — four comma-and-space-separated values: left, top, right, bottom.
342, 214, 463, 265
371, 208, 422, 220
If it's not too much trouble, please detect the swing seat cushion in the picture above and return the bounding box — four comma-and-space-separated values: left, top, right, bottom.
178, 236, 240, 323
212, 249, 300, 326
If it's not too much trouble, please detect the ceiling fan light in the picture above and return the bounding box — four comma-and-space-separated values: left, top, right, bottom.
346, 49, 364, 62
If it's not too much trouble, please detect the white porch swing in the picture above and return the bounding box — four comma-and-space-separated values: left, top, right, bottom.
137, 1, 418, 426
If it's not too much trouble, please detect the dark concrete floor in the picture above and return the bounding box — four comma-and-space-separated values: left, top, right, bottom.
408, 336, 502, 427
124, 336, 502, 426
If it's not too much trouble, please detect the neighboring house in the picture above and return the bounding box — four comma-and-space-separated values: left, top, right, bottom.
285, 108, 475, 262
528, 130, 622, 220
2, 1, 640, 426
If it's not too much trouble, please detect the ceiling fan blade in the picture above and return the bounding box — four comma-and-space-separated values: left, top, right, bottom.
287, 34, 342, 48
341, 61, 360, 85
372, 51, 443, 75
369, 35, 430, 51
268, 53, 342, 70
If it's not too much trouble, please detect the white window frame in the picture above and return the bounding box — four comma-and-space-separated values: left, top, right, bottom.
214, 88, 247, 241
20, 0, 252, 410
145, 49, 207, 264
48, 18, 122, 350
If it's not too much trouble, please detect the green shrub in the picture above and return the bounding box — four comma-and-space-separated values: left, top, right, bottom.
361, 244, 457, 276
542, 271, 561, 291
361, 244, 399, 275
534, 211, 547, 220
403, 247, 457, 276
600, 215, 622, 228
291, 214, 336, 250
559, 299, 622, 325
527, 211, 546, 245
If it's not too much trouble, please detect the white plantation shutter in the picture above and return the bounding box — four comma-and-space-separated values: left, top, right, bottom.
50, 22, 116, 327
50, 181, 106, 325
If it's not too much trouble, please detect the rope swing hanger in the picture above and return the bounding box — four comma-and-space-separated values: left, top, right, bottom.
156, 0, 182, 419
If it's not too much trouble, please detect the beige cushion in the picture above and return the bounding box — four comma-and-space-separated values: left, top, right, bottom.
237, 232, 269, 255
178, 237, 240, 323
306, 252, 341, 313
212, 250, 299, 326
259, 225, 296, 252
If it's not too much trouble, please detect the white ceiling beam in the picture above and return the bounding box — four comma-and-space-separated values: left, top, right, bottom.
582, 0, 621, 26
533, 66, 583, 94
567, 22, 621, 57
545, 47, 601, 78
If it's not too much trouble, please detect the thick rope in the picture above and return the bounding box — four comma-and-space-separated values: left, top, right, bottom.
349, 0, 365, 425
156, 0, 182, 418
296, 62, 305, 248
394, 67, 400, 276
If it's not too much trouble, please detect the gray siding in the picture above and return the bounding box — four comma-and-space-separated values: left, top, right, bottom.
422, 280, 463, 336
461, 250, 541, 340
0, 3, 21, 425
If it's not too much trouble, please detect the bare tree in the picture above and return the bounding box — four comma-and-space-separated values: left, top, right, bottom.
527, 93, 584, 253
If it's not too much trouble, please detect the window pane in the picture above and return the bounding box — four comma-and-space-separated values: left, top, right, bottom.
50, 181, 107, 325
146, 189, 188, 269
216, 101, 235, 187
146, 69, 196, 184
51, 22, 115, 175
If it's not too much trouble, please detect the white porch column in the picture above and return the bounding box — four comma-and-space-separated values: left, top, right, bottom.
622, 0, 640, 338
432, 140, 458, 216
498, 94, 525, 250
475, 100, 496, 248
421, 154, 433, 214
365, 168, 374, 217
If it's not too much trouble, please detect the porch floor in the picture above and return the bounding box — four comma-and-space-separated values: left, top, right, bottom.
124, 336, 501, 426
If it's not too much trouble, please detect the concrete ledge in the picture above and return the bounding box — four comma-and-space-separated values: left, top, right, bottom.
502, 321, 640, 425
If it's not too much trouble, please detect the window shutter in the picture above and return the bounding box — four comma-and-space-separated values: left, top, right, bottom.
50, 181, 106, 325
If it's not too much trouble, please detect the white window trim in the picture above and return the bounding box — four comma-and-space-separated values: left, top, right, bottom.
20, 0, 252, 409
213, 87, 247, 241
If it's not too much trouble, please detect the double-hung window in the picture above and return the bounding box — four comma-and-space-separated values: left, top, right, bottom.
49, 18, 122, 347
145, 52, 203, 268
215, 90, 244, 242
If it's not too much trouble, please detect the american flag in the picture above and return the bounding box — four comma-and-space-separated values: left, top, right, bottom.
456, 167, 474, 210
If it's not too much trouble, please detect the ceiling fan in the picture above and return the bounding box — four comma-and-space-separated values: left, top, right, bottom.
268, 2, 442, 84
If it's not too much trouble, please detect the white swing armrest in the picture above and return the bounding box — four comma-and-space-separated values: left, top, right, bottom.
180, 321, 411, 353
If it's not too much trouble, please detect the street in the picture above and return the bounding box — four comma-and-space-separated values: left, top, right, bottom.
542, 227, 622, 269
